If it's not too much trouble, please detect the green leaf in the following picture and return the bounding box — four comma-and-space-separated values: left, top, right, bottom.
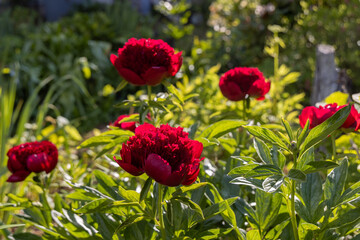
253, 138, 273, 164
115, 215, 145, 233
173, 196, 204, 219
295, 200, 311, 223
94, 170, 120, 200
255, 190, 282, 232
139, 178, 152, 202
173, 182, 208, 196
202, 197, 238, 221
281, 118, 294, 141
228, 164, 260, 176
219, 137, 237, 154
197, 120, 246, 140
94, 213, 117, 240
246, 230, 261, 240
303, 161, 338, 174
300, 173, 323, 218
337, 181, 360, 206
162, 81, 184, 104
115, 79, 128, 92
297, 119, 310, 149
95, 136, 129, 159
271, 145, 286, 169
298, 147, 314, 171
206, 184, 241, 237
230, 177, 264, 190
264, 218, 290, 239
245, 165, 282, 178
262, 175, 284, 193
100, 129, 135, 137
288, 169, 306, 182
12, 232, 43, 240
66, 190, 96, 201
235, 198, 258, 227
300, 223, 319, 230
299, 105, 351, 156
118, 186, 139, 202
325, 207, 360, 230
244, 126, 289, 152
23, 208, 47, 227
0, 224, 25, 230
74, 199, 113, 214
324, 158, 348, 207
77, 135, 113, 149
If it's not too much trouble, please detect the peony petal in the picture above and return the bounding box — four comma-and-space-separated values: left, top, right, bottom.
163, 170, 185, 187
7, 154, 26, 173
7, 170, 31, 182
26, 153, 51, 173
118, 161, 144, 176
247, 79, 270, 99
170, 52, 183, 75
219, 79, 246, 101
189, 140, 203, 159
141, 66, 168, 86
117, 68, 146, 86
342, 105, 359, 129
181, 162, 200, 186
120, 122, 137, 132
110, 54, 118, 65
134, 123, 156, 135
144, 153, 172, 185
299, 106, 316, 129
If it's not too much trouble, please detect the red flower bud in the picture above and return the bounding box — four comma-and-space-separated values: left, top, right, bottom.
6, 141, 58, 182
219, 67, 270, 101
111, 114, 137, 132
114, 124, 204, 186
299, 103, 360, 130
110, 38, 182, 86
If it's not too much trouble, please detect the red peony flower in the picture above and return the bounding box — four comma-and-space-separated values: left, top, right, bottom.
6, 141, 58, 182
219, 67, 270, 101
111, 114, 137, 132
299, 103, 360, 130
114, 124, 204, 186
110, 38, 182, 86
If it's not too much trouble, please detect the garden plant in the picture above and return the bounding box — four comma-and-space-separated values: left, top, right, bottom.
1, 1, 360, 240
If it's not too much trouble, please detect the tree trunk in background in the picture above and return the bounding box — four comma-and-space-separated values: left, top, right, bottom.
311, 44, 351, 105
311, 44, 338, 105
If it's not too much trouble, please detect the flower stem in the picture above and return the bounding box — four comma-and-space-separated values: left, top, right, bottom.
147, 85, 152, 102
331, 134, 336, 161
289, 151, 299, 240
290, 180, 299, 240
157, 183, 166, 240
242, 99, 247, 121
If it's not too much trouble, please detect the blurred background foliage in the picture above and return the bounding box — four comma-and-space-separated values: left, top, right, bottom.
1, 0, 360, 238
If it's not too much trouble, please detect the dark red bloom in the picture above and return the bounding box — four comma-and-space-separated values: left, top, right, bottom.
6, 141, 58, 182
219, 67, 270, 101
114, 124, 204, 186
299, 103, 360, 130
111, 114, 137, 132
110, 38, 182, 86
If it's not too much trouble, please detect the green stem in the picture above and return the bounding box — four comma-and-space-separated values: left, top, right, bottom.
157, 183, 166, 240
242, 99, 247, 121
331, 134, 336, 161
290, 180, 299, 240
289, 151, 299, 240
147, 85, 152, 102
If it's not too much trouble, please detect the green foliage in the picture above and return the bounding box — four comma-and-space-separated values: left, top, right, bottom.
1, 1, 360, 239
